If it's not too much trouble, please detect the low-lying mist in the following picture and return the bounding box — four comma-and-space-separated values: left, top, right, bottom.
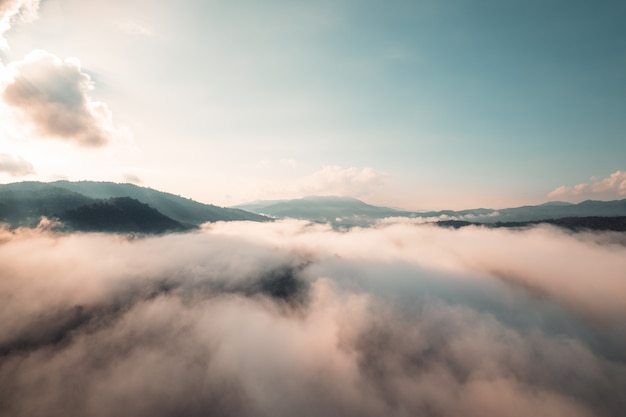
1, 220, 625, 417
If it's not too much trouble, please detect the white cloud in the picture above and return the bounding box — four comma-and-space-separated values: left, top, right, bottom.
549, 171, 626, 201
208, 219, 626, 323
0, 222, 624, 416
0, 0, 39, 49
2, 50, 121, 147
0, 152, 33, 176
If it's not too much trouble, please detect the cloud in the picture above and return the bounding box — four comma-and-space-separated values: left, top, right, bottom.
112, 19, 155, 37
264, 165, 389, 199
0, 221, 624, 416
122, 173, 142, 184
256, 159, 298, 169
209, 219, 626, 324
2, 50, 118, 147
0, 0, 39, 48
0, 152, 33, 175
306, 166, 387, 195
549, 171, 626, 201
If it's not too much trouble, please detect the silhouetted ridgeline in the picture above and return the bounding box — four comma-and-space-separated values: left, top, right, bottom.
3, 181, 626, 234
437, 216, 626, 232
235, 195, 626, 228
51, 181, 267, 224
235, 196, 414, 224
58, 197, 191, 234
0, 182, 93, 227
0, 181, 269, 233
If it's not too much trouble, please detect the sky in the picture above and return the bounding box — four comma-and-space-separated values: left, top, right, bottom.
0, 0, 625, 210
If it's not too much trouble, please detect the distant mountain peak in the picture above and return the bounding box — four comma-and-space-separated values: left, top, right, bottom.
300, 195, 363, 202
232, 195, 626, 227
233, 195, 412, 225
538, 201, 574, 207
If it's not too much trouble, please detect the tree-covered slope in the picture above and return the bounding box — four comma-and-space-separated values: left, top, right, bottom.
57, 197, 191, 234
0, 182, 94, 227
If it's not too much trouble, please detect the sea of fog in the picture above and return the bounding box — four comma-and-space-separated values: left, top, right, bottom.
1, 219, 625, 417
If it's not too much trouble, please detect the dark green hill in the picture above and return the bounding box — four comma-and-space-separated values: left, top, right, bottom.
437, 216, 626, 232
0, 181, 268, 229
487, 200, 626, 222
51, 181, 268, 224
57, 197, 190, 234
0, 182, 94, 227
420, 199, 626, 223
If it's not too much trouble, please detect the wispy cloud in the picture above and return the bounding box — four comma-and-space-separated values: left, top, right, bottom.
298, 165, 389, 197
256, 159, 298, 169
261, 165, 389, 199
0, 152, 33, 176
112, 19, 155, 38
121, 173, 141, 184
549, 170, 626, 201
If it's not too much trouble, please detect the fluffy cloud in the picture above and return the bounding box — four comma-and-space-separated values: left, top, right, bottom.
0, 0, 39, 48
0, 152, 33, 175
549, 171, 626, 201
2, 50, 116, 147
209, 219, 626, 323
0, 221, 624, 416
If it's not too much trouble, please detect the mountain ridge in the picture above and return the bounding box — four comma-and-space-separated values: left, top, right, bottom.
233, 195, 626, 226
3, 182, 626, 233
0, 181, 270, 231
50, 180, 268, 224
57, 197, 191, 234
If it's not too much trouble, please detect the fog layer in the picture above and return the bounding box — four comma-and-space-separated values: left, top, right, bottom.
1, 220, 624, 417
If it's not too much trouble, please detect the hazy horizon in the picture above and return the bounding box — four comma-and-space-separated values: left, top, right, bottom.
3, 177, 626, 213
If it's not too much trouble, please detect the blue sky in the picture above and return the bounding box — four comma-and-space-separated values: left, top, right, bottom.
0, 0, 624, 209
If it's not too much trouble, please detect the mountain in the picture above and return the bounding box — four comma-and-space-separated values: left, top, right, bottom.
58, 197, 190, 234
4, 181, 626, 233
437, 199, 626, 223
235, 196, 626, 226
50, 181, 268, 224
234, 199, 290, 213
0, 182, 94, 227
0, 181, 269, 231
234, 196, 414, 226
437, 216, 626, 232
